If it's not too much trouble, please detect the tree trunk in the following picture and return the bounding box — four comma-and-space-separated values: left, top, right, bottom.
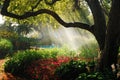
99, 0, 120, 73
86, 0, 106, 50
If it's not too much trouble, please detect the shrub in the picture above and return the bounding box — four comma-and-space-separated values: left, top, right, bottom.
25, 56, 70, 80
11, 36, 37, 50
0, 31, 18, 40
55, 60, 88, 80
12, 36, 30, 50
4, 50, 44, 76
4, 49, 65, 77
0, 30, 37, 50
0, 38, 13, 58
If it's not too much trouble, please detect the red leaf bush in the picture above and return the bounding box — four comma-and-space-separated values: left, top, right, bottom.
25, 56, 71, 80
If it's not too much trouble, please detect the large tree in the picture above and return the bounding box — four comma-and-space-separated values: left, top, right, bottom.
0, 0, 120, 74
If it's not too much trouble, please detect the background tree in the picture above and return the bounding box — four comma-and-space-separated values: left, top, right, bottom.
0, 0, 120, 76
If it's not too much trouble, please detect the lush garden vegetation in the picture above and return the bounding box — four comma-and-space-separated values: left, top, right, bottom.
0, 29, 101, 80
0, 32, 117, 80
1, 46, 117, 80
0, 18, 119, 80
0, 26, 119, 79
0, 0, 120, 80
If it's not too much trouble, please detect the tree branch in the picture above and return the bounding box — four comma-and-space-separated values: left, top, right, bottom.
31, 0, 42, 11
1, 0, 92, 32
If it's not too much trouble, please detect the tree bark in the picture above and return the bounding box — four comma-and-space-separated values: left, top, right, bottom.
99, 0, 120, 72
86, 0, 106, 50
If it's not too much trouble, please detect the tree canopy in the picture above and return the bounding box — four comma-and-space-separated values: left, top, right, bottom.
0, 0, 94, 26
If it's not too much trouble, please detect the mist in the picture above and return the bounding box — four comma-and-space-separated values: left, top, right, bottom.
30, 25, 97, 50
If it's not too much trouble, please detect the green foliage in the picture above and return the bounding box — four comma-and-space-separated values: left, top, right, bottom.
0, 0, 3, 7
25, 57, 70, 80
101, 0, 111, 12
0, 38, 13, 58
4, 47, 77, 77
4, 48, 71, 75
0, 23, 37, 50
75, 69, 118, 80
75, 72, 104, 80
0, 31, 37, 50
87, 61, 96, 67
55, 60, 88, 80
4, 0, 93, 27
4, 50, 44, 76
0, 30, 18, 40
14, 23, 33, 35
12, 36, 36, 50
79, 41, 99, 58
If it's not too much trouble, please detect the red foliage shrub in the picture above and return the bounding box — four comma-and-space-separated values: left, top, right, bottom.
25, 56, 71, 80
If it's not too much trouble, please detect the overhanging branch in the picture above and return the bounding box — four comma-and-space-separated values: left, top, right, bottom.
1, 0, 93, 32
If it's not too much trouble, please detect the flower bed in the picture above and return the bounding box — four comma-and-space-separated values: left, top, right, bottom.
25, 56, 71, 80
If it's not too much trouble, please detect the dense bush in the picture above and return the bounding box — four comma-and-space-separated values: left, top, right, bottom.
4, 47, 80, 79
4, 48, 69, 77
12, 36, 34, 50
0, 38, 13, 58
4, 50, 43, 76
0, 30, 37, 50
25, 56, 70, 80
55, 60, 88, 80
0, 30, 18, 40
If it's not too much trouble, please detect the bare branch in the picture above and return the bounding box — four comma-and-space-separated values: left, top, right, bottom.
1, 0, 93, 33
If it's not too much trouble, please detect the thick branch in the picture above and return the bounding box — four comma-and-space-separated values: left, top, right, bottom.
1, 0, 92, 32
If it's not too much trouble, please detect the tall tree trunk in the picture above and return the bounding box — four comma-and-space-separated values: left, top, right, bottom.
99, 0, 120, 73
86, 0, 106, 50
